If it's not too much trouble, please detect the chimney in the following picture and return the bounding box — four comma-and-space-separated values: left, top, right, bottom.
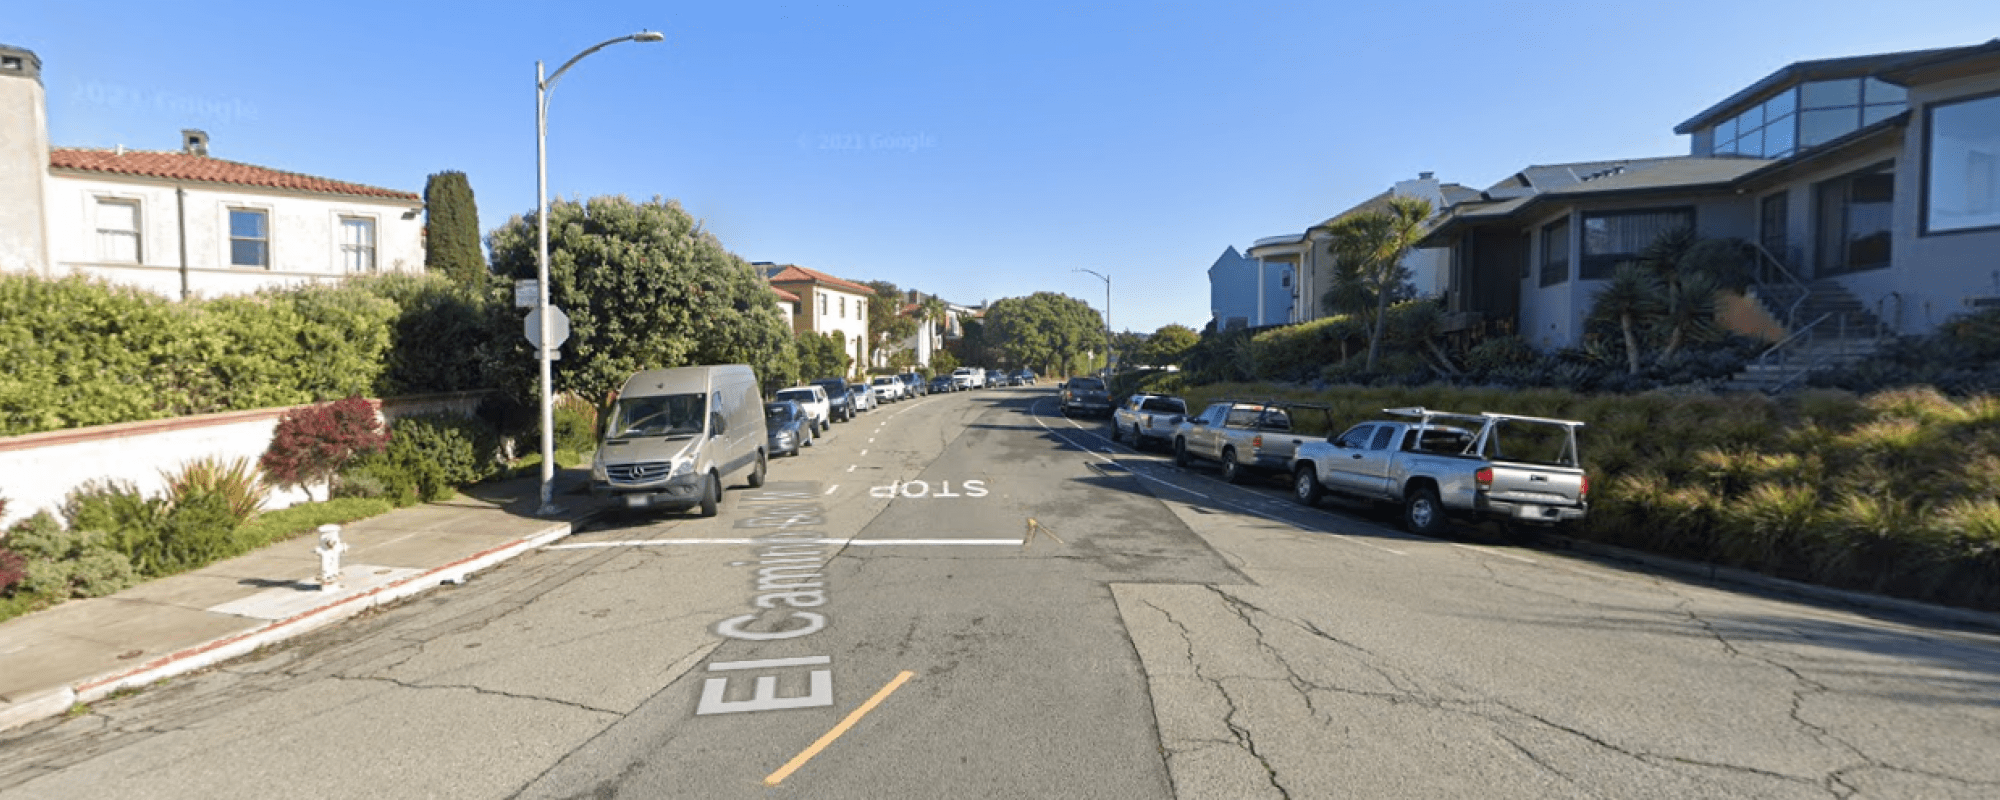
1418, 171, 1434, 180
0, 44, 51, 276
182, 129, 209, 156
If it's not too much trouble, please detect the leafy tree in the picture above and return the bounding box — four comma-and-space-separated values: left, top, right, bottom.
982, 292, 1104, 376
796, 331, 850, 382
929, 348, 960, 375
348, 272, 504, 396
1321, 196, 1433, 371
951, 318, 997, 368
260, 396, 391, 501
1138, 324, 1200, 367
864, 280, 918, 367
487, 196, 797, 407
424, 171, 488, 286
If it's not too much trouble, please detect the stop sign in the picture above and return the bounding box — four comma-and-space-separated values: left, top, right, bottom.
524, 306, 570, 349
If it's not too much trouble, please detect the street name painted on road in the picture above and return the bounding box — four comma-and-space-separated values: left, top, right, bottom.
698, 483, 837, 716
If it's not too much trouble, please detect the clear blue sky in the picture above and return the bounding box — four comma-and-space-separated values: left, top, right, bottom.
15, 1, 2000, 333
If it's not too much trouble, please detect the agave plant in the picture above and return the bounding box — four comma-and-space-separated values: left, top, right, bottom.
161, 455, 270, 525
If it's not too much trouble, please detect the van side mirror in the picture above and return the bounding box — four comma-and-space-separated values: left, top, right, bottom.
710, 412, 727, 436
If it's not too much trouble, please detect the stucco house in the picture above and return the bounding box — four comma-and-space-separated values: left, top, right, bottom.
1, 45, 424, 299
1423, 39, 2000, 352
761, 263, 874, 377
1208, 245, 1293, 331
1243, 173, 1475, 326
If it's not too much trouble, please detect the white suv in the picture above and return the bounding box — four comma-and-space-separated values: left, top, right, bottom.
870, 375, 908, 402
951, 367, 982, 390
774, 385, 831, 433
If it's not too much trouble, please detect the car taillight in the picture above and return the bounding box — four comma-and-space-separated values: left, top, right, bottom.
1475, 467, 1493, 491
1579, 474, 1590, 500
1251, 435, 1264, 450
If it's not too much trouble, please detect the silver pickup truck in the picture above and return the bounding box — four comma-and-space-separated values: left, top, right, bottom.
1290, 407, 1589, 536
1172, 399, 1333, 484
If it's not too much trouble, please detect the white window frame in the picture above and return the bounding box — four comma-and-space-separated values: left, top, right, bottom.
94, 196, 143, 264
226, 205, 273, 269
338, 215, 377, 273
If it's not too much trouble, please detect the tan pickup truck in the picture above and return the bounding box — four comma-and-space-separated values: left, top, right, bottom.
1171, 399, 1333, 484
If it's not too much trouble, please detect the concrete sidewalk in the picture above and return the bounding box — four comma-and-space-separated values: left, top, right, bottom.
0, 472, 608, 732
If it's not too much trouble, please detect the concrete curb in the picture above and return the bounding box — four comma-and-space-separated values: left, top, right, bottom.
0, 520, 578, 733
1541, 534, 2000, 632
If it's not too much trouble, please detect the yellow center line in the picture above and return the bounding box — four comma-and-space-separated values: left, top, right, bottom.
763, 670, 915, 787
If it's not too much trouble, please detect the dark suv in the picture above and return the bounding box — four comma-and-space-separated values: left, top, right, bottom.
1060, 376, 1112, 417
811, 378, 856, 422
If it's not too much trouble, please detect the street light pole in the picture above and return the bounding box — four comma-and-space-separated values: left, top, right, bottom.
535, 30, 664, 516
1074, 268, 1111, 376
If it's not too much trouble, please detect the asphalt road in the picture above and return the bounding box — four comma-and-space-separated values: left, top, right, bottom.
2, 385, 1997, 799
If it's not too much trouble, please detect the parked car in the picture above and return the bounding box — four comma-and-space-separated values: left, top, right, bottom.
848, 384, 876, 413
810, 378, 856, 422
899, 372, 927, 397
1291, 407, 1589, 536
928, 375, 955, 394
1111, 394, 1188, 451
592, 364, 766, 517
951, 367, 983, 390
870, 375, 908, 403
774, 385, 832, 433
1059, 376, 1113, 417
1173, 399, 1333, 485
1016, 369, 1037, 386
764, 400, 812, 457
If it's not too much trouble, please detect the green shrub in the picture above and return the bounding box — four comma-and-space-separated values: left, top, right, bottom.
383, 413, 500, 498
60, 478, 165, 560
4, 512, 137, 598
129, 491, 241, 577
551, 395, 599, 454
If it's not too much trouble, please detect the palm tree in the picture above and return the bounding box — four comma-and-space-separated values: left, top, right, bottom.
1593, 263, 1665, 375
1322, 196, 1434, 371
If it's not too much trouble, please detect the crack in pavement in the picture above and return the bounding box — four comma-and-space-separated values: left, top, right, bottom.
1144, 598, 1293, 799
328, 673, 623, 718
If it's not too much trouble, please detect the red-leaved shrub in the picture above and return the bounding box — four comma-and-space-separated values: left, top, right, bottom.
259, 397, 391, 501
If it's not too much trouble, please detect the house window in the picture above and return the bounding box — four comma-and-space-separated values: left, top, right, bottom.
839, 297, 846, 318
95, 198, 141, 263
340, 217, 376, 272
1798, 78, 1907, 150
819, 293, 828, 316
1580, 208, 1694, 280
1816, 163, 1895, 275
1539, 219, 1569, 287
1925, 92, 2000, 234
1760, 192, 1789, 265
229, 208, 269, 268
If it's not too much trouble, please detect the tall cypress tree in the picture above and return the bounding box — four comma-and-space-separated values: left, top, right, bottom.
423, 171, 487, 286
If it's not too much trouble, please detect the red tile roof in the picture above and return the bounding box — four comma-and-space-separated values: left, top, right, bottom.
49, 148, 421, 201
771, 286, 802, 303
764, 264, 876, 296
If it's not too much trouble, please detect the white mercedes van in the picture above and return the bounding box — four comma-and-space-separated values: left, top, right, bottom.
591, 364, 766, 516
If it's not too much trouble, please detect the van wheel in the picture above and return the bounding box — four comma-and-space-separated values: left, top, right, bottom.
1208, 450, 1240, 482
1404, 485, 1447, 536
1294, 466, 1325, 507
748, 452, 767, 488
697, 474, 720, 517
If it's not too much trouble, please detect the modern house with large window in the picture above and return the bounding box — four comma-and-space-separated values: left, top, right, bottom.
1, 45, 425, 299
1424, 39, 2000, 350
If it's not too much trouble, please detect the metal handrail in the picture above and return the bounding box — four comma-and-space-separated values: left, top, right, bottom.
1749, 242, 1809, 329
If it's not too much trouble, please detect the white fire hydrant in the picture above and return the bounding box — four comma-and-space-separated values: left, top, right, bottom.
315, 524, 348, 592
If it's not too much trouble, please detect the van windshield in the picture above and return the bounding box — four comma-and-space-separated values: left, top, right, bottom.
608, 394, 706, 438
